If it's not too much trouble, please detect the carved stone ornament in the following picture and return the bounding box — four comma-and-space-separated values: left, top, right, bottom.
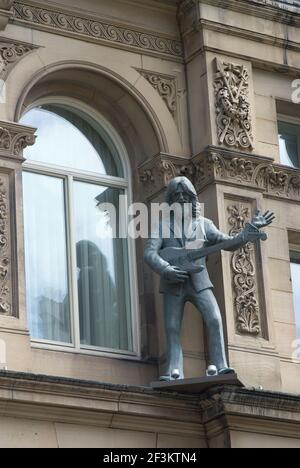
227, 204, 261, 335
0, 121, 36, 160
12, 2, 183, 60
0, 175, 11, 316
214, 59, 254, 150
139, 154, 195, 199
139, 70, 177, 117
139, 147, 300, 202
192, 148, 300, 201
0, 121, 36, 316
0, 39, 37, 79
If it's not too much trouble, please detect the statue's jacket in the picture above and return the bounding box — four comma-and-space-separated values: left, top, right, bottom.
144, 216, 235, 297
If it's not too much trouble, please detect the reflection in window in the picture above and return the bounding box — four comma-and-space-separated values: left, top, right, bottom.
23, 173, 71, 343
74, 182, 132, 351
21, 104, 134, 354
278, 121, 300, 168
21, 106, 123, 177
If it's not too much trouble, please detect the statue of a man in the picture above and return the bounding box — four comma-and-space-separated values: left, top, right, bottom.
144, 177, 274, 381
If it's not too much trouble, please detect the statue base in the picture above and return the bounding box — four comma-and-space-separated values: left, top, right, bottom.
151, 373, 243, 395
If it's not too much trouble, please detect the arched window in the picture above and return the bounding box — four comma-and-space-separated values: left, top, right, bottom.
20, 103, 136, 356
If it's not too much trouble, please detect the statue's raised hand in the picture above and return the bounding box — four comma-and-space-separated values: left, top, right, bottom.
251, 210, 275, 229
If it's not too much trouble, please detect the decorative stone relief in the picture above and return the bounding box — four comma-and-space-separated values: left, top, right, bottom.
13, 2, 183, 59
214, 59, 254, 150
0, 121, 36, 317
0, 175, 11, 316
193, 149, 300, 201
139, 148, 300, 202
139, 70, 177, 117
0, 122, 36, 159
139, 154, 195, 199
0, 40, 36, 79
227, 203, 261, 336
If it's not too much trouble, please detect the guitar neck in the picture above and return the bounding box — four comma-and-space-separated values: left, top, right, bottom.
188, 237, 240, 261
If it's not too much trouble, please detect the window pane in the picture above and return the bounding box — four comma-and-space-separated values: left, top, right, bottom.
74, 181, 133, 352
23, 173, 71, 343
278, 121, 300, 168
20, 107, 122, 177
291, 261, 300, 353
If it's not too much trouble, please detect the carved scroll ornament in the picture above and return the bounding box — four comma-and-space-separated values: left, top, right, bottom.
214, 59, 254, 150
139, 71, 177, 117
227, 204, 261, 335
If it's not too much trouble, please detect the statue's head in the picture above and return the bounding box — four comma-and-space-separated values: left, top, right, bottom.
166, 177, 200, 218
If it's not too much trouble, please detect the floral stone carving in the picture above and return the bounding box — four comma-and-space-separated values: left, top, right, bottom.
227, 203, 261, 335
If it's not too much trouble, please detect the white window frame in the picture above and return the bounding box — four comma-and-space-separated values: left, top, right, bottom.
22, 97, 141, 361
278, 114, 300, 167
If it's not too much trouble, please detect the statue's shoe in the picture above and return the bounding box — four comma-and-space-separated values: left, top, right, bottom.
159, 375, 171, 382
218, 367, 235, 375
171, 369, 180, 380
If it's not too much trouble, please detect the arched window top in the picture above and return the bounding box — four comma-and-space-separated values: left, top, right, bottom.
20, 105, 124, 178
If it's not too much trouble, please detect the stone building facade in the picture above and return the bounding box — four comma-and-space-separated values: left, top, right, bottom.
0, 0, 299, 448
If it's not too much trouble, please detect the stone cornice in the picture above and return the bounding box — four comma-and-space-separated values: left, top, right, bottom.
0, 371, 299, 440
0, 370, 203, 436
0, 120, 36, 161
180, 0, 300, 27
139, 147, 300, 203
10, 1, 183, 61
200, 385, 300, 441
193, 147, 300, 202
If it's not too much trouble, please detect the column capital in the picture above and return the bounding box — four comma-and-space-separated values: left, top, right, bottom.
0, 121, 36, 162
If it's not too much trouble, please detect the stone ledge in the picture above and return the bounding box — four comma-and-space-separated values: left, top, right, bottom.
180, 0, 300, 27
0, 371, 300, 437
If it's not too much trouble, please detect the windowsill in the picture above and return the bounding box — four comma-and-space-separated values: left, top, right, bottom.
31, 340, 141, 362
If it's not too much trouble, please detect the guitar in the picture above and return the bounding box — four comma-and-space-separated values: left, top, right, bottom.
159, 223, 267, 274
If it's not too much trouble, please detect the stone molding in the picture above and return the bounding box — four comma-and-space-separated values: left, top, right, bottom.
138, 69, 178, 117
193, 149, 300, 201
0, 371, 299, 444
0, 121, 36, 318
179, 0, 300, 27
0, 39, 37, 79
0, 120, 36, 160
11, 1, 183, 60
0, 370, 203, 437
138, 147, 300, 202
214, 59, 254, 151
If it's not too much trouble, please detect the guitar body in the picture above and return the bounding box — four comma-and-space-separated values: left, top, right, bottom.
159, 224, 268, 274
159, 247, 206, 274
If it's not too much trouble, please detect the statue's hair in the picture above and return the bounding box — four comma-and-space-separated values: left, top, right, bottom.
165, 177, 201, 218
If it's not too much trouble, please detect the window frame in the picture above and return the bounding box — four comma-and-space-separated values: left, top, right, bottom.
278, 114, 300, 168
21, 97, 141, 361
290, 250, 300, 357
